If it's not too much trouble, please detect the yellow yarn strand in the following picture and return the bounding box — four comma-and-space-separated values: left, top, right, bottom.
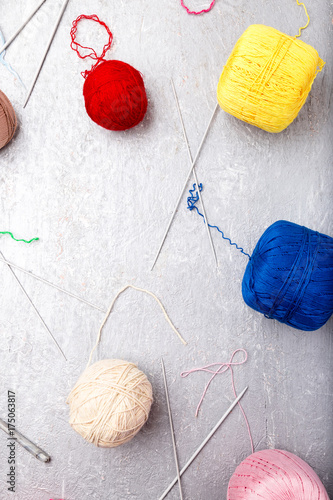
87, 284, 187, 367
295, 0, 310, 38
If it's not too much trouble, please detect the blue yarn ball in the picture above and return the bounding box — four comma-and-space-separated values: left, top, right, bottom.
242, 220, 333, 331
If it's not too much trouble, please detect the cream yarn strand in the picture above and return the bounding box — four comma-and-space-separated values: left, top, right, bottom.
87, 285, 187, 368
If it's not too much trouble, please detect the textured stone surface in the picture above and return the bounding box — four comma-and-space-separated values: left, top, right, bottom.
0, 0, 332, 499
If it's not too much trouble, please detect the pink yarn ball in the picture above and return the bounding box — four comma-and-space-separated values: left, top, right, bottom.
228, 449, 329, 500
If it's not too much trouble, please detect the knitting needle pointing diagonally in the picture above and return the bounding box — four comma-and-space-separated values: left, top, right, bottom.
0, 0, 47, 55
158, 386, 248, 500
0, 251, 67, 360
161, 358, 184, 500
23, 0, 70, 107
0, 256, 106, 313
171, 80, 218, 267
151, 100, 219, 270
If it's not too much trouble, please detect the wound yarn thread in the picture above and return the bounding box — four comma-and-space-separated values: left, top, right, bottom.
181, 349, 254, 453
68, 359, 153, 448
217, 2, 324, 133
227, 449, 329, 499
67, 285, 186, 448
70, 15, 148, 131
180, 0, 216, 15
0, 90, 17, 150
242, 220, 333, 332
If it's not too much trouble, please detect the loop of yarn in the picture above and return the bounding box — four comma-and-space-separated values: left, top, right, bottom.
187, 183, 251, 258
227, 449, 329, 499
181, 349, 254, 454
70, 15, 148, 131
242, 220, 333, 331
217, 24, 325, 133
68, 285, 186, 448
70, 14, 113, 79
180, 0, 216, 15
87, 284, 187, 368
0, 90, 17, 150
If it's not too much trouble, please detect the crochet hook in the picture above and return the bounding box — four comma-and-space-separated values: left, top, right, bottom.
158, 386, 248, 500
0, 0, 47, 55
151, 101, 218, 270
0, 417, 50, 462
23, 0, 70, 107
161, 358, 184, 500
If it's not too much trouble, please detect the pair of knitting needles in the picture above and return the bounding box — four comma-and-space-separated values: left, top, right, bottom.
151, 81, 219, 270
161, 357, 248, 499
0, 252, 106, 361
0, 0, 70, 107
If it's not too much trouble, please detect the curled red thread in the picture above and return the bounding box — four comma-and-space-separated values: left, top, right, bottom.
70, 14, 148, 131
70, 14, 113, 78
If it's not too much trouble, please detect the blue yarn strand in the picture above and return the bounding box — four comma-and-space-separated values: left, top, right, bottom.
187, 183, 251, 259
0, 30, 26, 87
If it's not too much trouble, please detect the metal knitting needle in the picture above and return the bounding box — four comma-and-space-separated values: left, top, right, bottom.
161, 358, 184, 500
0, 0, 47, 55
0, 417, 51, 463
1, 251, 67, 360
171, 79, 218, 268
0, 256, 106, 313
23, 0, 70, 107
158, 386, 248, 500
151, 101, 219, 270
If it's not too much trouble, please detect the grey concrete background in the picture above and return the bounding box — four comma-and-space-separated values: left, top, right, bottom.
0, 0, 332, 499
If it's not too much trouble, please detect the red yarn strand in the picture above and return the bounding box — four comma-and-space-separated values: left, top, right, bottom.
70, 14, 113, 78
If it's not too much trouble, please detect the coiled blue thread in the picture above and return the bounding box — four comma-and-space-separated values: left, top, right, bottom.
187, 183, 251, 259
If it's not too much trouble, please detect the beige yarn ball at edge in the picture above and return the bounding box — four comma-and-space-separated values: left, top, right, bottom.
0, 90, 17, 149
67, 359, 153, 448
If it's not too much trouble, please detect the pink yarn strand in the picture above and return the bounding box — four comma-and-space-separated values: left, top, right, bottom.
181, 349, 254, 454
180, 0, 216, 15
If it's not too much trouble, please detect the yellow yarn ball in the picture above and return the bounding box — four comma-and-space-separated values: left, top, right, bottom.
217, 24, 325, 133
67, 359, 153, 448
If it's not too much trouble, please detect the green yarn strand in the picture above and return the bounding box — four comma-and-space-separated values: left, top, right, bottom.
0, 231, 39, 244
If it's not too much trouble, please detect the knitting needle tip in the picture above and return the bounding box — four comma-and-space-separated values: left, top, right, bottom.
23, 0, 70, 107
0, 0, 47, 56
158, 386, 248, 500
161, 358, 184, 500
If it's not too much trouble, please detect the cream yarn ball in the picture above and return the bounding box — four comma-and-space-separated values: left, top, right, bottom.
67, 359, 153, 448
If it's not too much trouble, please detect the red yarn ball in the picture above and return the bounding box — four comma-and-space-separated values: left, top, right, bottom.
83, 60, 148, 131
